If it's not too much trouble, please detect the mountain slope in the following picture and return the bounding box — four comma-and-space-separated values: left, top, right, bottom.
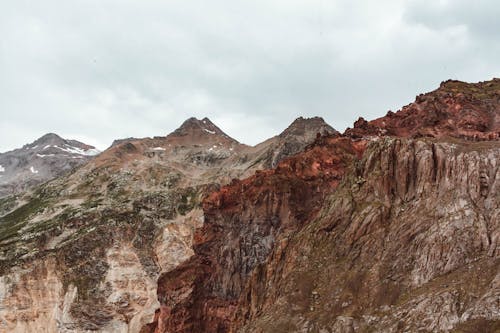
0, 116, 336, 333
0, 133, 99, 198
147, 78, 500, 333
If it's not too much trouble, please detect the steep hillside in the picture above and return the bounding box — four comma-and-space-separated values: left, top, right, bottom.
0, 117, 334, 332
147, 79, 499, 333
0, 133, 99, 198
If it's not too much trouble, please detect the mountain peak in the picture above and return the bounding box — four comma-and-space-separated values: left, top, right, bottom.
27, 133, 97, 151
171, 117, 229, 138
280, 116, 338, 139
33, 133, 64, 145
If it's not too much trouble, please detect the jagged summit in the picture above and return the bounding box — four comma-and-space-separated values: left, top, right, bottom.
21, 133, 63, 149
279, 116, 338, 139
35, 132, 62, 142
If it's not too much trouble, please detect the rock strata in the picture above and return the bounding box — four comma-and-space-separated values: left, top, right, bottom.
147, 79, 500, 333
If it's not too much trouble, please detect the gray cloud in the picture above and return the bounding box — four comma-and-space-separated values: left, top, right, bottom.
1, 0, 499, 152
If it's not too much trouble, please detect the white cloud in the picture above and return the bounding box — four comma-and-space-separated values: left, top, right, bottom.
0, 0, 498, 152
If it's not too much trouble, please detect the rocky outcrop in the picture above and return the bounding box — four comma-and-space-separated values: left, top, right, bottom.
0, 133, 99, 198
345, 78, 500, 140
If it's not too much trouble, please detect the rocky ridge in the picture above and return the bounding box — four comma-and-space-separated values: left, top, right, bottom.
346, 79, 500, 140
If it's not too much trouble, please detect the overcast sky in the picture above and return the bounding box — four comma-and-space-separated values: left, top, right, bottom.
1, 0, 499, 152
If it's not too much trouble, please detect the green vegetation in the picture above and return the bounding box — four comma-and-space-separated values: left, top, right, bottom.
451, 319, 500, 333
177, 187, 199, 216
0, 195, 19, 216
440, 79, 500, 100
0, 197, 47, 242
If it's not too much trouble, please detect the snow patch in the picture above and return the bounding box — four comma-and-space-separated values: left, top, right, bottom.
203, 128, 216, 134
52, 144, 100, 156
30, 166, 39, 174
152, 147, 166, 151
43, 145, 51, 149
36, 153, 55, 158
0, 165, 4, 172
31, 145, 38, 149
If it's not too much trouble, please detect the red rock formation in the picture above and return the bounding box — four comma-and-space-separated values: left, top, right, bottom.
147, 79, 499, 333
148, 137, 366, 333
235, 137, 499, 333
345, 79, 500, 140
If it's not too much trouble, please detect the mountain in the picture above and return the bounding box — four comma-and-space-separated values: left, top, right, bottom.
0, 78, 498, 333
0, 133, 100, 198
0, 116, 336, 332
148, 79, 500, 333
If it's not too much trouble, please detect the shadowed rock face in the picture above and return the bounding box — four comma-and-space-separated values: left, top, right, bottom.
148, 137, 365, 333
148, 79, 499, 333
0, 117, 335, 332
0, 133, 99, 198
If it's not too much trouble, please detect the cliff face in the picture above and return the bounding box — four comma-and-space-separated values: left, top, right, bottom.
149, 79, 500, 333
237, 138, 499, 333
150, 137, 499, 333
149, 136, 365, 333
